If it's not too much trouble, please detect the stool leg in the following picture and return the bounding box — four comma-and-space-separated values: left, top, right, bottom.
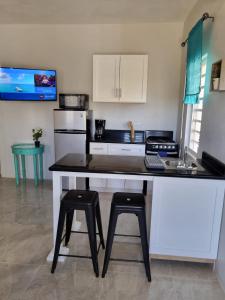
21, 155, 26, 182
137, 211, 151, 282
51, 207, 66, 274
33, 154, 38, 186
85, 206, 99, 277
13, 154, 20, 185
65, 210, 74, 246
102, 208, 118, 278
95, 200, 105, 249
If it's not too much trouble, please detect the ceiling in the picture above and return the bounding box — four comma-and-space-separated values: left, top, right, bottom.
0, 0, 198, 24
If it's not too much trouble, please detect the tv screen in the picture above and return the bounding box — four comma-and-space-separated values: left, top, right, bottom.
0, 67, 57, 101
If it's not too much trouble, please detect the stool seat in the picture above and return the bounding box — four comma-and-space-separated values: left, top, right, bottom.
62, 190, 98, 207
112, 192, 145, 209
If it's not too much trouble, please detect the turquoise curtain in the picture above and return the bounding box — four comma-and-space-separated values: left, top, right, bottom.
183, 20, 203, 104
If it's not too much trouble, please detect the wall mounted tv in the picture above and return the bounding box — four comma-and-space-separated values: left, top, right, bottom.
0, 67, 57, 101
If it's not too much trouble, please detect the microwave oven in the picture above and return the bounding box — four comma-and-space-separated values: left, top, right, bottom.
59, 94, 89, 110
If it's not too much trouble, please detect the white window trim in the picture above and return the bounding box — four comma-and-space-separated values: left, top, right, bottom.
183, 54, 207, 159
184, 105, 198, 159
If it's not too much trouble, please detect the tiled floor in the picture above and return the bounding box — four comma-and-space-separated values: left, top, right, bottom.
0, 177, 225, 300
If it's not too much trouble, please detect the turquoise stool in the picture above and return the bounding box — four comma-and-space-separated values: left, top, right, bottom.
11, 143, 44, 186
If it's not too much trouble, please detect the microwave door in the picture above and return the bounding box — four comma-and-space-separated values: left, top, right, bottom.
54, 110, 86, 131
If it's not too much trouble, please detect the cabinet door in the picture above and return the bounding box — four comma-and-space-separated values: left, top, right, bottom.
119, 55, 148, 103
89, 143, 108, 188
150, 177, 224, 259
93, 55, 120, 102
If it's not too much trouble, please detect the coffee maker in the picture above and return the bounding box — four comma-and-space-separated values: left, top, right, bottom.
95, 119, 106, 139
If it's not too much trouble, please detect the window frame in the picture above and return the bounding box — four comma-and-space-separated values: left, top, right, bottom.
184, 54, 207, 158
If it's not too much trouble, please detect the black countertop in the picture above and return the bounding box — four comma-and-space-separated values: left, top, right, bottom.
90, 130, 145, 144
49, 152, 225, 180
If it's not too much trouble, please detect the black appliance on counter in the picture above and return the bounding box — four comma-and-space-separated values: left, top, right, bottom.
95, 119, 106, 139
59, 93, 89, 110
145, 130, 179, 157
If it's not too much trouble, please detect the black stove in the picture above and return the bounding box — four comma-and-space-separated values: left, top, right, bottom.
145, 130, 179, 157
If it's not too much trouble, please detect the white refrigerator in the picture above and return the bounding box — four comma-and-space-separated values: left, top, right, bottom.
54, 109, 91, 189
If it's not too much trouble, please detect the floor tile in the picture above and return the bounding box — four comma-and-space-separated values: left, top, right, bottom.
0, 263, 40, 300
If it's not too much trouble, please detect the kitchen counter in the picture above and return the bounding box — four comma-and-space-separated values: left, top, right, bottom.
49, 151, 225, 180
90, 129, 145, 144
48, 151, 225, 263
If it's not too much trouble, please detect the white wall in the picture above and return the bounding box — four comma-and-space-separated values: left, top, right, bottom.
0, 23, 183, 179
179, 0, 225, 292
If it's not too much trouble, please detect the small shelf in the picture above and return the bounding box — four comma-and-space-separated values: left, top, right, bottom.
210, 59, 225, 91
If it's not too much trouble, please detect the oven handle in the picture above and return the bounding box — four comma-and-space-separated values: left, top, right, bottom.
146, 151, 158, 154
146, 150, 178, 155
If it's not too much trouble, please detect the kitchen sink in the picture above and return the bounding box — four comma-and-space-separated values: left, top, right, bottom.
162, 158, 205, 171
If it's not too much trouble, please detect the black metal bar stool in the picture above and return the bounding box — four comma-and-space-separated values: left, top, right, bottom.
102, 192, 151, 281
51, 190, 105, 277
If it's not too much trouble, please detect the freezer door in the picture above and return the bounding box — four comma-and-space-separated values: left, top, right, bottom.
54, 110, 86, 130
55, 132, 86, 160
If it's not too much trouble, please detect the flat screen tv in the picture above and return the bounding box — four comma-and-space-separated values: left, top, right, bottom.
0, 67, 57, 101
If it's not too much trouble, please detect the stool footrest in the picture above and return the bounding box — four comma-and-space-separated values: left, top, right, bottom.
60, 231, 101, 242
71, 230, 101, 235
58, 241, 103, 258
59, 254, 92, 259
114, 233, 141, 238
110, 258, 144, 263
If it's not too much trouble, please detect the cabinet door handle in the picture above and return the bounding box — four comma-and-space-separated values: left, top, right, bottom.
93, 147, 104, 150
121, 148, 131, 151
120, 88, 122, 98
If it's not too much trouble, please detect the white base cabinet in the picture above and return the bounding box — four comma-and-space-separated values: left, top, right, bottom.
150, 177, 225, 260
89, 142, 145, 191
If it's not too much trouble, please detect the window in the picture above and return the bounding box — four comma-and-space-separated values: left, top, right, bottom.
186, 54, 207, 155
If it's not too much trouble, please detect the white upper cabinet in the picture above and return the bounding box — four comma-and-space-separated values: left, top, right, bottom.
119, 55, 148, 103
93, 55, 148, 103
93, 55, 120, 102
